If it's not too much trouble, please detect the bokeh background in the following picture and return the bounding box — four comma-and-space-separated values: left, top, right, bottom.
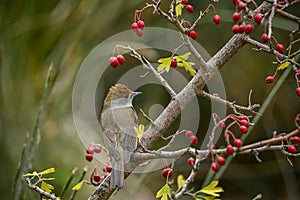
1, 0, 299, 199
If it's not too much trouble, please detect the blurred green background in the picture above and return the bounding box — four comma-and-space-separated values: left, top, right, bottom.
1, 0, 299, 199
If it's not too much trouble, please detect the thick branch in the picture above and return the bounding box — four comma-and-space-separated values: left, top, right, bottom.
140, 33, 247, 149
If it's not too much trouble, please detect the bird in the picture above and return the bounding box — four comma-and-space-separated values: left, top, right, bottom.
100, 84, 141, 188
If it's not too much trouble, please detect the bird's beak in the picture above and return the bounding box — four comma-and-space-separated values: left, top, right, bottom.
132, 91, 142, 97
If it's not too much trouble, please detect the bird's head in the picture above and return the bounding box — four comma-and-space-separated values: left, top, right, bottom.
103, 84, 142, 109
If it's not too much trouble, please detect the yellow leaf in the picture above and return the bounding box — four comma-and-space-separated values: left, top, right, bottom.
176, 4, 184, 16
41, 181, 54, 193
177, 61, 196, 76
72, 180, 84, 191
157, 57, 172, 72
176, 175, 185, 192
195, 181, 224, 197
156, 183, 171, 200
134, 124, 144, 140
175, 52, 191, 62
23, 172, 36, 177
39, 168, 55, 175
42, 177, 55, 181
277, 59, 293, 70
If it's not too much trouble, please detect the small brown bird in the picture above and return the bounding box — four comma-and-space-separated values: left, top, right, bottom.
100, 84, 141, 188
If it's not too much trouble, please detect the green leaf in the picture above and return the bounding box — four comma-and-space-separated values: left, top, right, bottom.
156, 183, 171, 200
157, 57, 172, 72
195, 181, 224, 197
72, 180, 84, 191
134, 124, 144, 140
176, 175, 185, 192
41, 181, 54, 193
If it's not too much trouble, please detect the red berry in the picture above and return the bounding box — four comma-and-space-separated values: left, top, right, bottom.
219, 121, 226, 129
85, 154, 93, 162
188, 30, 197, 40
292, 136, 300, 143
266, 76, 274, 83
239, 125, 248, 134
103, 166, 112, 173
190, 135, 198, 145
93, 174, 101, 182
261, 33, 269, 43
109, 56, 119, 68
182, 0, 189, 5
232, 0, 239, 5
276, 44, 285, 53
185, 130, 193, 137
287, 145, 297, 153
162, 167, 173, 178
226, 145, 235, 155
213, 15, 221, 25
297, 69, 300, 76
137, 20, 145, 28
131, 22, 138, 30
238, 24, 245, 33
232, 24, 240, 34
238, 2, 246, 10
245, 24, 253, 34
86, 147, 94, 154
296, 87, 300, 97
240, 119, 249, 127
186, 5, 194, 13
187, 157, 195, 165
217, 156, 226, 165
254, 13, 263, 24
117, 55, 126, 65
238, 115, 247, 120
94, 145, 102, 153
211, 162, 219, 172
170, 59, 177, 68
234, 139, 243, 147
136, 29, 143, 37
232, 12, 240, 22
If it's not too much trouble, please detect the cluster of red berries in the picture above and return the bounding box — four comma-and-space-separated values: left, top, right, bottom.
131, 19, 145, 37
230, 0, 264, 35
181, 0, 194, 13
185, 130, 198, 145
109, 54, 126, 68
85, 144, 102, 162
211, 155, 226, 172
91, 165, 112, 184
221, 115, 250, 153
286, 136, 300, 154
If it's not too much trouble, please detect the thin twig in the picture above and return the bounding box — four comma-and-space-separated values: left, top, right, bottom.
199, 90, 260, 115
25, 178, 59, 200
117, 45, 177, 97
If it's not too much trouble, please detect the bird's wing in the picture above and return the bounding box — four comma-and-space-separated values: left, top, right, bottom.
100, 109, 121, 160
111, 107, 138, 164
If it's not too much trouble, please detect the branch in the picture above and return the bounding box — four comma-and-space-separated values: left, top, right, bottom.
198, 90, 260, 115
25, 178, 59, 200
132, 129, 300, 162
244, 36, 300, 67
118, 45, 177, 98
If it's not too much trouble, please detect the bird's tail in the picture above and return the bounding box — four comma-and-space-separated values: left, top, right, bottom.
110, 158, 124, 188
